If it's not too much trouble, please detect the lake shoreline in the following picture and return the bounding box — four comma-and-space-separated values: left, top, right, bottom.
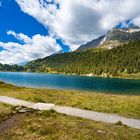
0, 72, 140, 94
0, 81, 140, 119
1, 70, 140, 80
26, 71, 140, 80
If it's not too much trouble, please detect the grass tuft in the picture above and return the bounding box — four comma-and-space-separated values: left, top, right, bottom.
115, 121, 123, 125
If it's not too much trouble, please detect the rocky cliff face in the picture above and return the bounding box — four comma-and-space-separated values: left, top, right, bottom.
105, 27, 140, 42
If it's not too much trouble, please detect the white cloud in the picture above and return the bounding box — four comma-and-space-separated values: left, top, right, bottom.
15, 0, 140, 51
1, 0, 140, 64
15, 0, 55, 29
7, 30, 32, 44
133, 16, 140, 26
0, 31, 62, 64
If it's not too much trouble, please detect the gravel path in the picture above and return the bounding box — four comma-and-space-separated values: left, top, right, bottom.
0, 96, 140, 129
54, 106, 140, 129
0, 96, 55, 110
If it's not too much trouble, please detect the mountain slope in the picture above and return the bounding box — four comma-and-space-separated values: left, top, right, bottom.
77, 26, 140, 51
25, 40, 140, 77
77, 36, 105, 51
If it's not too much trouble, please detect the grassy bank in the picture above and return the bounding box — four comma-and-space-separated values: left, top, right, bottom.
46, 70, 140, 80
0, 109, 140, 140
0, 103, 13, 123
0, 81, 140, 119
83, 72, 140, 80
117, 72, 140, 80
36, 71, 140, 80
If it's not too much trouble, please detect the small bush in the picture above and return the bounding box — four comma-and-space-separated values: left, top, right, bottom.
115, 121, 122, 125
32, 96, 46, 103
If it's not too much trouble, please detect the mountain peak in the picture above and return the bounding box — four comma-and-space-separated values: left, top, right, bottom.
110, 25, 140, 33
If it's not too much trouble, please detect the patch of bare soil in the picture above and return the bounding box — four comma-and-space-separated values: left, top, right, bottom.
0, 114, 23, 134
0, 106, 29, 134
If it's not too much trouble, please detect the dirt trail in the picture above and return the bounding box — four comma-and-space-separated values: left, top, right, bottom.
0, 96, 140, 129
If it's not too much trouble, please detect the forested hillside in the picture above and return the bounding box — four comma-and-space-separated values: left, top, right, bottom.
0, 64, 24, 72
25, 40, 140, 77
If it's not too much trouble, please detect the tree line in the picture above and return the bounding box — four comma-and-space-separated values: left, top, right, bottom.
0, 64, 24, 72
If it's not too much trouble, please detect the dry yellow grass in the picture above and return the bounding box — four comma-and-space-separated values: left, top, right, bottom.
0, 110, 140, 140
0, 82, 140, 140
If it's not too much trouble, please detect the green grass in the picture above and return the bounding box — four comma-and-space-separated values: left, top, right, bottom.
0, 82, 140, 119
119, 72, 140, 79
0, 110, 140, 140
0, 82, 140, 139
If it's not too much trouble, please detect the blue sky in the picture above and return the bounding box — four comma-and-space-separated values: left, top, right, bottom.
0, 1, 47, 41
0, 0, 140, 64
0, 0, 69, 52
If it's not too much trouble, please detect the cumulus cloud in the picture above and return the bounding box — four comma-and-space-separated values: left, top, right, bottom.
15, 0, 140, 50
133, 16, 140, 26
7, 30, 32, 44
1, 0, 140, 64
0, 31, 62, 64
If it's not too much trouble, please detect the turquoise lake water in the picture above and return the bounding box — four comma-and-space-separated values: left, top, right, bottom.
0, 72, 140, 94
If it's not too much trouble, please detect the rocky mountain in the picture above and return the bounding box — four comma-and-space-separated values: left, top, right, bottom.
77, 26, 140, 50
105, 26, 140, 41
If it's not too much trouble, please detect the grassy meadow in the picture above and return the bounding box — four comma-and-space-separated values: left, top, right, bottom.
0, 81, 140, 119
0, 81, 140, 139
0, 104, 140, 140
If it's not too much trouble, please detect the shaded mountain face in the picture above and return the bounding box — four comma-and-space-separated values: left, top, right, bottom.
77, 26, 140, 50
77, 36, 105, 51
